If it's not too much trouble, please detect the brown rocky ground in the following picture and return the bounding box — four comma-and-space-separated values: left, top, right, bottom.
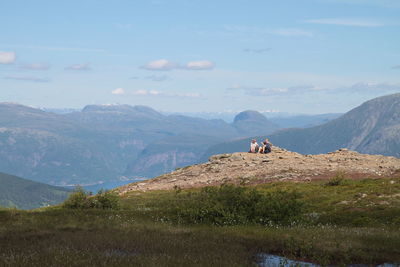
117, 147, 400, 194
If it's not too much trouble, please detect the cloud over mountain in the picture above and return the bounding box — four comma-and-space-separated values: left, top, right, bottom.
112, 88, 125, 95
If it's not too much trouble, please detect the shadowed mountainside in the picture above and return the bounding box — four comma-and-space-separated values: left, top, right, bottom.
0, 172, 70, 209
201, 93, 400, 161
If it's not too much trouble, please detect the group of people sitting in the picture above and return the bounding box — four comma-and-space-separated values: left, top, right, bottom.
249, 138, 272, 154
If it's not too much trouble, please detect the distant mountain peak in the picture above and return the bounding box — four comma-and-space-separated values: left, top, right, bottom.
82, 104, 134, 113
234, 110, 268, 123
81, 104, 162, 116
132, 105, 162, 116
0, 102, 52, 116
0, 102, 37, 109
0, 102, 24, 107
232, 110, 279, 137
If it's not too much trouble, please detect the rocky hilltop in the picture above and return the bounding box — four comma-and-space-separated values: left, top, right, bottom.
117, 147, 400, 194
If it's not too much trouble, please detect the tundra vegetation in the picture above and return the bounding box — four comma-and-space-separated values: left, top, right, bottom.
0, 176, 400, 266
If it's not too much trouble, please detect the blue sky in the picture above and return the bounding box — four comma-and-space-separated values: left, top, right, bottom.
1, 0, 399, 114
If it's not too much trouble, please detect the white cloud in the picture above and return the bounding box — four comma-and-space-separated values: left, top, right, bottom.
131, 89, 202, 98
149, 90, 161, 96
142, 59, 215, 71
20, 63, 50, 70
141, 59, 177, 71
132, 89, 148, 96
112, 88, 125, 95
0, 51, 16, 64
183, 60, 214, 70
65, 63, 91, 71
305, 18, 384, 27
4, 75, 49, 82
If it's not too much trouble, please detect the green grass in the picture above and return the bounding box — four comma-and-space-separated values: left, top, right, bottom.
0, 177, 400, 266
122, 176, 400, 227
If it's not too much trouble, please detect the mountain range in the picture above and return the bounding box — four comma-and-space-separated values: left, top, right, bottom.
0, 103, 278, 185
2, 93, 397, 187
202, 93, 400, 160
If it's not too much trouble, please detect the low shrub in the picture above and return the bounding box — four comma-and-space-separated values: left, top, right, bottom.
325, 170, 347, 186
92, 189, 120, 209
63, 187, 120, 210
164, 185, 304, 226
62, 187, 93, 209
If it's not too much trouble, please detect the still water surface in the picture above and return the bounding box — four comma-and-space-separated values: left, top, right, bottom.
257, 254, 399, 267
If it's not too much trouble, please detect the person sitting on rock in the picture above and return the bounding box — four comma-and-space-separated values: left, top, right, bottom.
258, 138, 272, 154
249, 139, 259, 153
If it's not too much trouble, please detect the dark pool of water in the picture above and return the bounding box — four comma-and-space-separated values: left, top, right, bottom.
257, 254, 399, 267
258, 254, 319, 267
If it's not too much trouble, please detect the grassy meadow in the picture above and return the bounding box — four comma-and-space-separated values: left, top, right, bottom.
1, 175, 400, 266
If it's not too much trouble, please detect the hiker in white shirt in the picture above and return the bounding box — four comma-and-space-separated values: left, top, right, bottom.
249, 139, 259, 153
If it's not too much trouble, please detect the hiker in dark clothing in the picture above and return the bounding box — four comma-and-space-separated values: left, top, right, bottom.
259, 138, 272, 154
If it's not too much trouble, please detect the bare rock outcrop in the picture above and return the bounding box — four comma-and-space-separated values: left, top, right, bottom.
117, 147, 400, 194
